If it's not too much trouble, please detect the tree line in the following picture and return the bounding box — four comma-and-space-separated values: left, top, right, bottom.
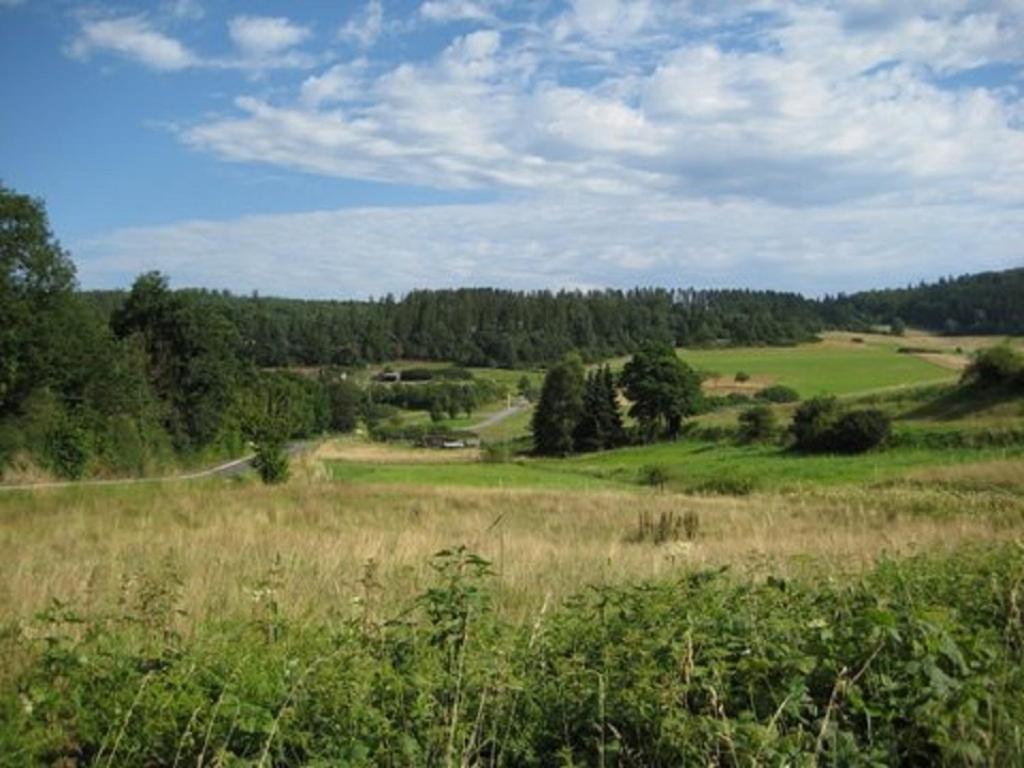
0, 186, 363, 481
81, 270, 1024, 372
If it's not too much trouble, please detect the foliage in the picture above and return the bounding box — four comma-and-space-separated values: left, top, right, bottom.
638, 463, 669, 488
111, 272, 244, 452
620, 342, 702, 441
791, 397, 891, 454
757, 384, 801, 403
531, 354, 585, 455
829, 409, 892, 454
322, 373, 361, 433
962, 344, 1024, 390
824, 267, 1024, 335
252, 438, 289, 484
516, 374, 537, 403
737, 404, 778, 443
572, 365, 626, 452
43, 417, 92, 479
0, 184, 78, 417
790, 396, 844, 452
4, 546, 1024, 765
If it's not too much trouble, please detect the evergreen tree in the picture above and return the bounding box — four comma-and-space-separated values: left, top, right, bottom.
620, 343, 702, 441
531, 353, 585, 456
573, 366, 625, 452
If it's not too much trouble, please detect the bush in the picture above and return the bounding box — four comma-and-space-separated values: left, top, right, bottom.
829, 409, 891, 453
756, 384, 800, 403
790, 396, 842, 452
791, 398, 891, 454
638, 463, 669, 489
737, 404, 777, 443
44, 420, 92, 479
252, 438, 289, 484
398, 367, 436, 381
962, 344, 1024, 389
734, 370, 750, 382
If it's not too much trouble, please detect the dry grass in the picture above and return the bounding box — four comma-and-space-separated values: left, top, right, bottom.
2, 456, 1021, 630
902, 457, 1024, 490
702, 374, 775, 394
313, 438, 481, 464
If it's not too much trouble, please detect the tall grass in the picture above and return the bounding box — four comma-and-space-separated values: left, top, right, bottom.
2, 545, 1023, 765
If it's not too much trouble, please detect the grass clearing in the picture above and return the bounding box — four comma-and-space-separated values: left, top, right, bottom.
2, 464, 1022, 632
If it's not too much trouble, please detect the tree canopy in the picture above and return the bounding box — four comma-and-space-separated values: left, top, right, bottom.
620, 343, 702, 441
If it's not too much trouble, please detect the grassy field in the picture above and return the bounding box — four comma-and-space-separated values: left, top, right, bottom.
4, 339, 1024, 764
676, 337, 956, 397
321, 432, 1024, 494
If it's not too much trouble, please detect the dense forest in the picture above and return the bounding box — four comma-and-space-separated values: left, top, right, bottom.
82, 269, 1024, 370
83, 286, 825, 368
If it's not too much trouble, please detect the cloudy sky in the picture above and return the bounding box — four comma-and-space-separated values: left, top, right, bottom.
1, 0, 1021, 297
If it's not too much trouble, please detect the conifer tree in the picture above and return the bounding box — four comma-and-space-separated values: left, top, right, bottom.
531, 353, 585, 456
573, 365, 625, 452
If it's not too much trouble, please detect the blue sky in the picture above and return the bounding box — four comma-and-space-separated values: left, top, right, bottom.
1, 0, 1022, 298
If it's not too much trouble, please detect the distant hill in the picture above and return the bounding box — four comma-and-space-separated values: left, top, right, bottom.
80, 266, 1022, 368
833, 267, 1024, 335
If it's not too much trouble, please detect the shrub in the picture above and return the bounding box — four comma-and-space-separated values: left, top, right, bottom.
252, 438, 289, 484
790, 396, 842, 452
829, 409, 891, 453
962, 344, 1024, 389
791, 399, 891, 454
44, 420, 92, 479
436, 366, 474, 380
737, 404, 777, 443
756, 385, 800, 403
638, 463, 669, 489
734, 370, 750, 382
399, 367, 436, 381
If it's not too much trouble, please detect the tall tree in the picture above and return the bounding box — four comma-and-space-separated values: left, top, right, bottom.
620, 343, 702, 441
573, 366, 626, 452
531, 353, 585, 456
112, 272, 242, 451
0, 185, 77, 416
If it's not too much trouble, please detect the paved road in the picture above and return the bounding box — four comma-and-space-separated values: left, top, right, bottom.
0, 441, 312, 492
466, 400, 531, 433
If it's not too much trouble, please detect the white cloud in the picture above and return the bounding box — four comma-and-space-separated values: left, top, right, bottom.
67, 16, 197, 71
340, 0, 384, 47
164, 0, 203, 21
68, 12, 317, 72
66, 1, 1024, 294
300, 61, 367, 105
420, 0, 497, 22
73, 195, 1024, 298
228, 15, 311, 55
184, 3, 1024, 209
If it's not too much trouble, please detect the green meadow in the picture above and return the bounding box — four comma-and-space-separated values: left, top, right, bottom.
675, 341, 955, 396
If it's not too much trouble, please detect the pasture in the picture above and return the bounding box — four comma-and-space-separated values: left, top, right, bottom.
676, 336, 956, 397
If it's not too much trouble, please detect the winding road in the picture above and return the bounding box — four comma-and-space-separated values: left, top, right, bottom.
465, 399, 531, 433
0, 441, 312, 492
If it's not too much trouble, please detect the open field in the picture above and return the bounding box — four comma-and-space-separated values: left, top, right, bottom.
3, 456, 1023, 631
676, 338, 956, 397
4, 387, 1024, 764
